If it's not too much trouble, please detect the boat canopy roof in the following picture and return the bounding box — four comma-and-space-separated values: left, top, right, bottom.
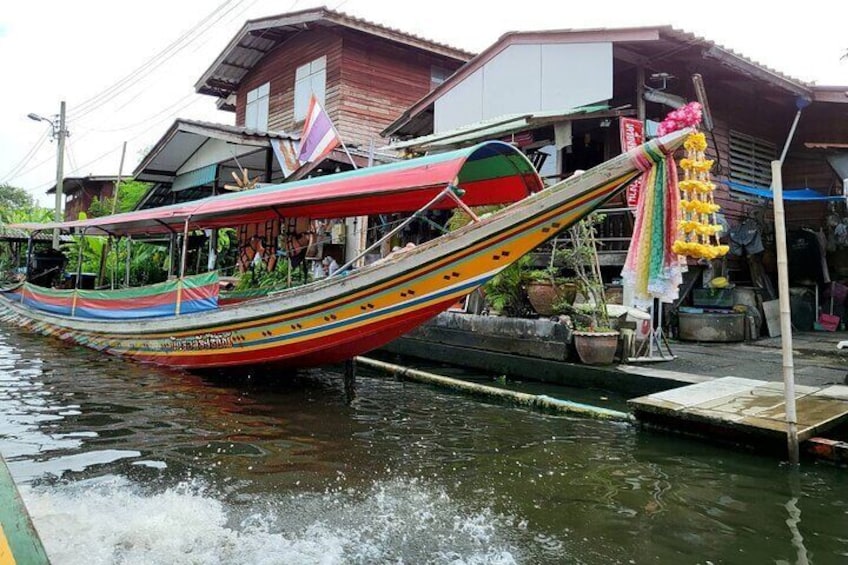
16, 141, 542, 237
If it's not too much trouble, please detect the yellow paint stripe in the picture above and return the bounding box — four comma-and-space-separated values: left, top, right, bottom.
29, 172, 633, 350
0, 523, 17, 565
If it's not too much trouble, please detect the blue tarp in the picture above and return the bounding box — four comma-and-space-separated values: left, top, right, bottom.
728, 181, 845, 202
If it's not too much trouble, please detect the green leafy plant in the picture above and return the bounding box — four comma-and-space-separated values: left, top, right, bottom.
86, 180, 151, 218
554, 215, 611, 331
62, 235, 167, 287
235, 258, 309, 291
482, 254, 532, 316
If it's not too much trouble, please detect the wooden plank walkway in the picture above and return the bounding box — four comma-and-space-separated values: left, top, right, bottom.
628, 377, 848, 443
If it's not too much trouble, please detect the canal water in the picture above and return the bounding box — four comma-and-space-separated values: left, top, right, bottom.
1, 324, 847, 564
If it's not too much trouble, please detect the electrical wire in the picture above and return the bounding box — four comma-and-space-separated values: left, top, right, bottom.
66, 138, 78, 173
0, 127, 51, 183
69, 0, 246, 122
11, 150, 63, 184
75, 93, 196, 134
69, 0, 237, 118
27, 95, 206, 193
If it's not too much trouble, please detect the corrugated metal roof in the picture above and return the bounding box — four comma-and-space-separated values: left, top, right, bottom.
0, 225, 74, 242
133, 118, 296, 181
196, 6, 474, 98
46, 175, 119, 195
388, 105, 611, 152
169, 118, 297, 141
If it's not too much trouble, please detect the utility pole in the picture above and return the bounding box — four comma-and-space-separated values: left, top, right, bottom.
28, 101, 68, 249
52, 101, 67, 250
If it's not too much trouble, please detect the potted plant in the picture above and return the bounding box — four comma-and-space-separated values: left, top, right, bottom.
523, 238, 578, 316
482, 255, 532, 316
555, 215, 619, 364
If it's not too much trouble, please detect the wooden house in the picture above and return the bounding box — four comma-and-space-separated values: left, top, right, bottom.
47, 175, 116, 222
384, 26, 848, 292
133, 6, 471, 273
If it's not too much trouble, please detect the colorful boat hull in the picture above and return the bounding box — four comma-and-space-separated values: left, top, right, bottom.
0, 131, 689, 370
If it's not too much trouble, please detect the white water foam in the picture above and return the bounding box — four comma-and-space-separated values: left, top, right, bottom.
22, 476, 528, 564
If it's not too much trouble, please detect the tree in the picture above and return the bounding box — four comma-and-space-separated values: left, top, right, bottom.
0, 184, 36, 222
87, 180, 151, 218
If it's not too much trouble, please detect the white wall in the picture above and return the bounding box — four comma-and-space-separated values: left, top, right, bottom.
434, 42, 613, 133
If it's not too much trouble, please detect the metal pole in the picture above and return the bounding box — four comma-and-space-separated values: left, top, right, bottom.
179, 219, 190, 279
168, 234, 176, 278
330, 184, 455, 277
24, 234, 34, 281
110, 141, 127, 215
779, 110, 803, 165
52, 101, 67, 250
636, 67, 646, 122
772, 160, 800, 465
125, 236, 132, 286
328, 120, 368, 265
75, 229, 86, 289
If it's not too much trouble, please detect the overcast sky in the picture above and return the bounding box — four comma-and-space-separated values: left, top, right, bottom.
2, 0, 846, 207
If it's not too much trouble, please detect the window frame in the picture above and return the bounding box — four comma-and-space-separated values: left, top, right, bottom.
244, 82, 270, 131
294, 56, 327, 122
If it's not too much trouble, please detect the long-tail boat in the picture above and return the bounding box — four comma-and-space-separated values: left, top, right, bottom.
0, 130, 689, 370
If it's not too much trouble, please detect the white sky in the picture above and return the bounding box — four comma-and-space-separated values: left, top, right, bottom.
1, 0, 846, 207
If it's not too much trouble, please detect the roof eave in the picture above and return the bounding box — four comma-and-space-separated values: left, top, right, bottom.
195, 7, 473, 99
812, 86, 848, 104
701, 45, 812, 98
382, 27, 663, 138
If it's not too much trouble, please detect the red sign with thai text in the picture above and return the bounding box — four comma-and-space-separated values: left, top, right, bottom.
620, 118, 644, 209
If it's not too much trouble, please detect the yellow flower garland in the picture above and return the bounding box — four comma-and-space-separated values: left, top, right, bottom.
673, 132, 729, 260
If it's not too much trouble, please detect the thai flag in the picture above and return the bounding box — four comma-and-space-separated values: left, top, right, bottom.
297, 96, 340, 164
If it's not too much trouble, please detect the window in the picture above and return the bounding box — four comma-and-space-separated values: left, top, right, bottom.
294, 56, 327, 121
245, 82, 270, 131
430, 65, 452, 90
729, 130, 776, 188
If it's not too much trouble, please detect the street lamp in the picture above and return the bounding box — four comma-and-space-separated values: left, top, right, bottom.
28, 101, 67, 250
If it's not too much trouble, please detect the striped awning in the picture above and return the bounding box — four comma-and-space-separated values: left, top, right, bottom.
14, 141, 542, 237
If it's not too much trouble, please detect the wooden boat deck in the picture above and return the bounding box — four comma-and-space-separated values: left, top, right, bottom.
628, 377, 848, 443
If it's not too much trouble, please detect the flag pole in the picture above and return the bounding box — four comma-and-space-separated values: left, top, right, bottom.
329, 120, 358, 170
320, 100, 366, 263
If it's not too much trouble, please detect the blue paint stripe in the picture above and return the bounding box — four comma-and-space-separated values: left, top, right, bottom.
19, 297, 218, 320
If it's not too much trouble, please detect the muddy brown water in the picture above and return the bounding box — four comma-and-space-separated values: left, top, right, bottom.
1, 324, 846, 564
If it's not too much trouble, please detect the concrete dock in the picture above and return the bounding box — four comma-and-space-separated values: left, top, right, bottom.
628, 377, 848, 446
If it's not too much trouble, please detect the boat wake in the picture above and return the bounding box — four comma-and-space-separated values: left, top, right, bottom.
22, 475, 540, 564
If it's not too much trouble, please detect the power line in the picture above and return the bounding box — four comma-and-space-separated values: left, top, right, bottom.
0, 127, 52, 183
69, 0, 246, 122
75, 93, 197, 134
70, 0, 236, 117
3, 147, 55, 185
28, 95, 205, 193
66, 138, 78, 173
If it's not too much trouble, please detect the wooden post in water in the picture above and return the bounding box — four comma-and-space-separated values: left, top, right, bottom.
344, 358, 356, 400
772, 160, 800, 465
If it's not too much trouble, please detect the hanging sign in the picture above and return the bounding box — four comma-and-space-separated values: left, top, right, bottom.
620, 117, 644, 209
